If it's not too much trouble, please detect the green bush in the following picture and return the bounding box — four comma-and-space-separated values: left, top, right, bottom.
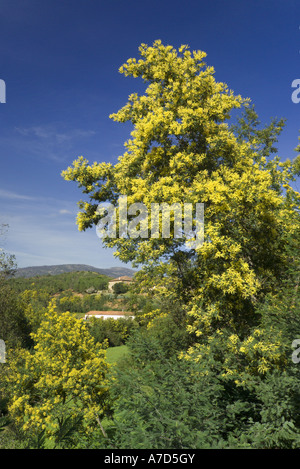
88, 317, 136, 347
112, 282, 129, 295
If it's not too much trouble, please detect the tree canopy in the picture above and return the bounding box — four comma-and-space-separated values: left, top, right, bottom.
62, 40, 300, 339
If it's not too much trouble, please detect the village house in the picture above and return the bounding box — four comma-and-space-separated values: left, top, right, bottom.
84, 310, 135, 320
108, 275, 134, 292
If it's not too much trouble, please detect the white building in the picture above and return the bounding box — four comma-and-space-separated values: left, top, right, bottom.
108, 276, 134, 292
84, 310, 135, 320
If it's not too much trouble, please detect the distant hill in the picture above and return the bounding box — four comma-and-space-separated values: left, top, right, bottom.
15, 264, 137, 279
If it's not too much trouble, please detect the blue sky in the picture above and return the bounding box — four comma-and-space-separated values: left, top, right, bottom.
0, 0, 299, 269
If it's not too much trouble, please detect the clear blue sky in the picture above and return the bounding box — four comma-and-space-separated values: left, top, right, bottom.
0, 0, 299, 269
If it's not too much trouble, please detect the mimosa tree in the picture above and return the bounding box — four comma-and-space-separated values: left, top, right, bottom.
6, 300, 111, 447
62, 41, 300, 366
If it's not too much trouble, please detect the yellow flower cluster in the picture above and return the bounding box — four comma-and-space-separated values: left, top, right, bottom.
6, 300, 110, 439
222, 329, 284, 385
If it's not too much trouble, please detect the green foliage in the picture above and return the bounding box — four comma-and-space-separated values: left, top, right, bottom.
0, 283, 32, 350
237, 370, 300, 449
112, 282, 129, 295
0, 251, 17, 280
231, 103, 286, 159
106, 326, 300, 449
141, 314, 193, 358
108, 332, 225, 449
9, 271, 109, 295
8, 271, 134, 320
57, 292, 113, 315
105, 224, 300, 449
0, 239, 32, 350
106, 345, 129, 364
0, 225, 17, 280
88, 317, 136, 347
19, 289, 50, 334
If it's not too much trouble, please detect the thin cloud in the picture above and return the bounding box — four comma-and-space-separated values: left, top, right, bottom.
13, 124, 97, 163
0, 189, 37, 201
15, 125, 96, 142
59, 209, 73, 215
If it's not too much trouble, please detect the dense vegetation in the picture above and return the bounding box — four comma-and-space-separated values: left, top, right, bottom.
10, 270, 110, 295
1, 41, 300, 449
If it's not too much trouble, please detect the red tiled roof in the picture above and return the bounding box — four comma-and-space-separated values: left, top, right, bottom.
85, 310, 134, 316
109, 276, 133, 282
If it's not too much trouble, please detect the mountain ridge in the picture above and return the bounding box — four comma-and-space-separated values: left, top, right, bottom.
15, 264, 137, 279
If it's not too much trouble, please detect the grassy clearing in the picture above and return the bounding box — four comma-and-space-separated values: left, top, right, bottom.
106, 345, 129, 364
